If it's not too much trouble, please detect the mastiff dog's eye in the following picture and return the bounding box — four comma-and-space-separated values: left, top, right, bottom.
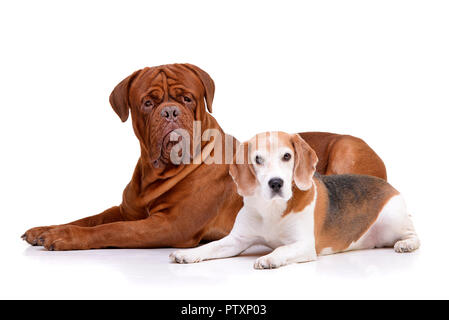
143, 100, 153, 108
183, 96, 192, 103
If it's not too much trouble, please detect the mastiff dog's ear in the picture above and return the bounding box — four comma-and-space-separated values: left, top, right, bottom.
109, 69, 142, 122
183, 64, 215, 113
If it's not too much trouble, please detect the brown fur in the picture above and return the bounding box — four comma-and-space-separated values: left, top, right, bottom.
283, 186, 315, 217
22, 64, 388, 250
300, 132, 387, 180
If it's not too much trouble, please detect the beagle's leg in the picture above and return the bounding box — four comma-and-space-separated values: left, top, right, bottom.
393, 211, 420, 253
254, 242, 317, 269
370, 195, 420, 253
382, 195, 420, 253
170, 207, 258, 264
169, 233, 254, 264
394, 233, 420, 253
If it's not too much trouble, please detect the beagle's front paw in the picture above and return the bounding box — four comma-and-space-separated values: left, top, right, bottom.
169, 249, 204, 264
254, 255, 286, 270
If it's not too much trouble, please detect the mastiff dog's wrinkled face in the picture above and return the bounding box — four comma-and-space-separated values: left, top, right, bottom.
109, 63, 214, 167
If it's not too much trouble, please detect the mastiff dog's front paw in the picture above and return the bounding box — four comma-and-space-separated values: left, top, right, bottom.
22, 226, 57, 246
37, 225, 88, 251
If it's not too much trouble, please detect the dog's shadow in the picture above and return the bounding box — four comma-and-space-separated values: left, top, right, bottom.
23, 244, 420, 286
22, 245, 274, 286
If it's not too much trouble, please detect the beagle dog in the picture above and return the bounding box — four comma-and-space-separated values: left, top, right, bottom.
170, 132, 420, 269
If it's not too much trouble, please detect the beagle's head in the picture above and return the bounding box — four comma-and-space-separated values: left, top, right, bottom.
230, 132, 318, 201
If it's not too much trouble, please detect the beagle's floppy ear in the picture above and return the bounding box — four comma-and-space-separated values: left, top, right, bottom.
183, 63, 215, 113
291, 133, 318, 191
109, 69, 142, 122
229, 142, 257, 197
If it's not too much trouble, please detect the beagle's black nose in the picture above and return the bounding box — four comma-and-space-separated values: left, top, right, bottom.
268, 178, 284, 192
161, 105, 180, 121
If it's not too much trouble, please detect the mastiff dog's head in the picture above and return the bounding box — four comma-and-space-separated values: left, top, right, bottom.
109, 63, 215, 167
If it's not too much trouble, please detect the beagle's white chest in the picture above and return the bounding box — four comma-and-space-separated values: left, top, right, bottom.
246, 196, 316, 249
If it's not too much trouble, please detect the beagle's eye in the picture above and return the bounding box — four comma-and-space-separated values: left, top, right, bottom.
283, 153, 291, 161
255, 155, 264, 165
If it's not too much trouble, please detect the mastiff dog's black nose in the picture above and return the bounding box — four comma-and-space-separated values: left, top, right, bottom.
161, 105, 180, 121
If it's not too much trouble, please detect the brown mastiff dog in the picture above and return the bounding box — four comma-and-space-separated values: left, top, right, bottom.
22, 63, 387, 250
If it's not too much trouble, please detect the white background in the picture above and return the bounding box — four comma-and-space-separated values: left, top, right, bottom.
1, 0, 448, 299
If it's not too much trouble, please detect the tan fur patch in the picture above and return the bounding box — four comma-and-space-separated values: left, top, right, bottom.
314, 178, 331, 254
282, 184, 315, 217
